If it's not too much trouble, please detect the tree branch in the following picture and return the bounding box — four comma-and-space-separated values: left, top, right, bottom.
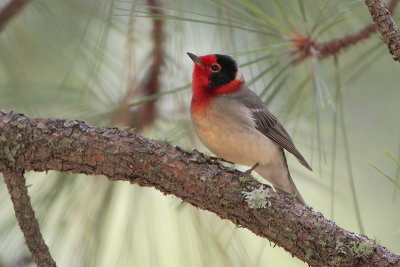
364, 0, 400, 61
0, 110, 399, 266
112, 0, 164, 130
2, 167, 56, 267
317, 0, 400, 59
0, 0, 31, 32
289, 0, 400, 64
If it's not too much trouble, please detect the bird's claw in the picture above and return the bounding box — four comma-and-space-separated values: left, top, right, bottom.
243, 163, 260, 176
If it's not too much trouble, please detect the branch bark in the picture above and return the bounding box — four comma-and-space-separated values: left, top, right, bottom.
364, 0, 400, 61
0, 110, 399, 266
3, 168, 56, 267
0, 0, 31, 32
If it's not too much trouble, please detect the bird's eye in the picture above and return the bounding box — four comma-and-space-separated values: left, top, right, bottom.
210, 65, 220, 72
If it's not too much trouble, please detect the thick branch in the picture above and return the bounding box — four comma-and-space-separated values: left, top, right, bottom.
0, 0, 31, 32
2, 168, 56, 267
0, 110, 399, 266
364, 0, 400, 61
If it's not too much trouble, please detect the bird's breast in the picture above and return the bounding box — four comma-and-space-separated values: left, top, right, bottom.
190, 96, 281, 167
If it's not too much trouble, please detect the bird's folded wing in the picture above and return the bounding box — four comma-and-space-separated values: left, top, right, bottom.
251, 109, 312, 171
236, 87, 312, 171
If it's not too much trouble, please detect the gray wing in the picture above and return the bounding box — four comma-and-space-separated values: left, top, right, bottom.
232, 87, 312, 171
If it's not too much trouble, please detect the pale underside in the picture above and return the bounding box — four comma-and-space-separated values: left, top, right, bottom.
191, 93, 292, 191
191, 85, 308, 205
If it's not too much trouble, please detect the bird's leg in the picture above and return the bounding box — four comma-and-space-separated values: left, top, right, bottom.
243, 163, 260, 176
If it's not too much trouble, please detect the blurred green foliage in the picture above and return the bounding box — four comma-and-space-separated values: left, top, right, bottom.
0, 0, 399, 266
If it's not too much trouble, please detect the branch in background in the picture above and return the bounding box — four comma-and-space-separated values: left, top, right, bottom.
1, 111, 399, 266
11, 255, 34, 267
2, 168, 56, 267
364, 0, 400, 61
0, 0, 31, 32
112, 0, 164, 131
289, 0, 399, 64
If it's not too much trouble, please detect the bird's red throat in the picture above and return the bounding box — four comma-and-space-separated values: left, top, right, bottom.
191, 55, 243, 113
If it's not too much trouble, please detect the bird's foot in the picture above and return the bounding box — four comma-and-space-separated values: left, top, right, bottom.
243, 163, 260, 177
210, 156, 234, 164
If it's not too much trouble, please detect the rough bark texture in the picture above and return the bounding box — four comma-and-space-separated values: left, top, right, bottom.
0, 0, 31, 32
364, 0, 400, 61
0, 110, 399, 266
3, 168, 56, 267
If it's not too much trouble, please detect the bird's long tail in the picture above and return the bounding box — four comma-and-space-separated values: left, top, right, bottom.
274, 174, 306, 206
255, 155, 306, 206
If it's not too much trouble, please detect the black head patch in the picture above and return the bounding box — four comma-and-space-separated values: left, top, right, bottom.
209, 54, 238, 88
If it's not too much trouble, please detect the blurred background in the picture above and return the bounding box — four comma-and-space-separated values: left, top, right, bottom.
0, 0, 399, 266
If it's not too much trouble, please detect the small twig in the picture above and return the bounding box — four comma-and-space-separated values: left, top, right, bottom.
3, 168, 56, 267
0, 0, 31, 32
112, 0, 164, 131
289, 0, 400, 64
317, 0, 399, 59
364, 0, 400, 61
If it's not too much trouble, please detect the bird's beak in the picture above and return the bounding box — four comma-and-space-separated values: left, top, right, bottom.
187, 52, 204, 66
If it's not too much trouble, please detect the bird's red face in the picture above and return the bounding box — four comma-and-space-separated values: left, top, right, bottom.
188, 53, 244, 107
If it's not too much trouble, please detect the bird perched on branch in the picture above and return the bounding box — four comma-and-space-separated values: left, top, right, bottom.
187, 52, 312, 205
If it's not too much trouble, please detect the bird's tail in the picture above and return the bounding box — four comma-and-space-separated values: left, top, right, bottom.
274, 175, 306, 206
255, 163, 306, 206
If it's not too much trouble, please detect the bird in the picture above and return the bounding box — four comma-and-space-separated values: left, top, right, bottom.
187, 52, 312, 205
